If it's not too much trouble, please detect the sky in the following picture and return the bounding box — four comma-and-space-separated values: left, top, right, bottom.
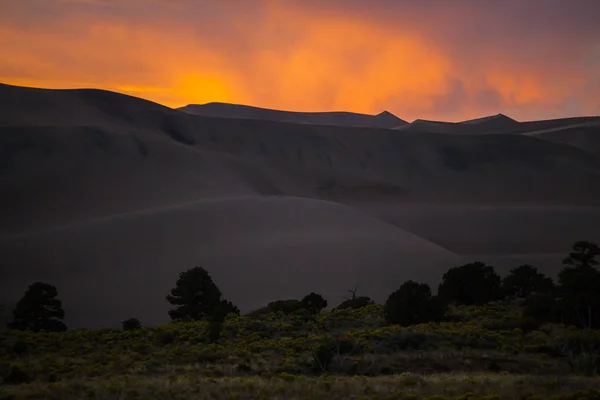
1, 0, 600, 122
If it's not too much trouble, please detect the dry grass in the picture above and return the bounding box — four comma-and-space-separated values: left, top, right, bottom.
1, 373, 600, 400
2, 303, 600, 399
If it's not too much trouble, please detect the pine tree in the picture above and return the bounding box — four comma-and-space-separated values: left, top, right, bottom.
166, 266, 237, 322
8, 282, 67, 332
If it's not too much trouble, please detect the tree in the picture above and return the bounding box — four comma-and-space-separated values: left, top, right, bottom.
563, 241, 600, 268
301, 292, 328, 314
7, 282, 67, 332
523, 242, 600, 328
384, 280, 446, 326
555, 241, 600, 329
502, 264, 555, 299
558, 262, 600, 329
121, 317, 142, 331
438, 262, 502, 305
166, 266, 236, 322
335, 296, 374, 310
334, 285, 374, 310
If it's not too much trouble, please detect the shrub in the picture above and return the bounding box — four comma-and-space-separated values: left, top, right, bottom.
121, 318, 142, 331
384, 281, 446, 326
438, 262, 503, 305
312, 338, 359, 373
9, 340, 28, 356
386, 331, 440, 351
268, 299, 304, 315
301, 293, 328, 314
2, 365, 31, 385
336, 296, 374, 310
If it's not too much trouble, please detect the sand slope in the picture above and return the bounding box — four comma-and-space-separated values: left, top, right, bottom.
0, 196, 462, 328
3, 82, 600, 233
524, 122, 600, 158
178, 102, 407, 128
394, 114, 519, 135
2, 83, 600, 328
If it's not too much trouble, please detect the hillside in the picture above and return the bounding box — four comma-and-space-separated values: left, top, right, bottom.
2, 82, 600, 330
394, 114, 519, 135
524, 121, 600, 158
0, 196, 462, 328
178, 102, 407, 128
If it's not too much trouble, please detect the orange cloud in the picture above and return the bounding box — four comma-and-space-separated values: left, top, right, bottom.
1, 0, 599, 121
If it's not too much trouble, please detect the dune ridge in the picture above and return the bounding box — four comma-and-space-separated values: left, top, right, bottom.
178, 102, 407, 129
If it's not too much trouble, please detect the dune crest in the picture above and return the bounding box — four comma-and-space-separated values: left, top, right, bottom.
178, 102, 408, 128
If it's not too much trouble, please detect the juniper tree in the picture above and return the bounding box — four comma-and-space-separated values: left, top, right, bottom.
8, 282, 67, 332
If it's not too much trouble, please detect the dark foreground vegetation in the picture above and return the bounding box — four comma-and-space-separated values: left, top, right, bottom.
1, 241, 600, 399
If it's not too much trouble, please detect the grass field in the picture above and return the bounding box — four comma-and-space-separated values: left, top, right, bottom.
1, 302, 599, 399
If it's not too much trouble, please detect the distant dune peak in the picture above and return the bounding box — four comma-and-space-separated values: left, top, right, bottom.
460, 113, 518, 125
178, 102, 407, 128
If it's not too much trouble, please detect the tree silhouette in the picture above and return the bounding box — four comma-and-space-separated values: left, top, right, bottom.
334, 285, 374, 310
301, 292, 328, 314
7, 282, 67, 332
563, 241, 600, 268
121, 317, 142, 331
502, 264, 555, 299
438, 262, 502, 305
384, 280, 446, 326
558, 262, 600, 329
166, 266, 236, 322
555, 241, 600, 329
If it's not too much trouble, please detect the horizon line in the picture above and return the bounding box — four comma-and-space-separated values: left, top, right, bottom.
3, 81, 600, 124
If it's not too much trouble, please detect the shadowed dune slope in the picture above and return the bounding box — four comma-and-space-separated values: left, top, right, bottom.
3, 82, 600, 327
0, 196, 462, 328
3, 82, 600, 237
511, 116, 600, 134
178, 102, 407, 128
393, 114, 519, 134
459, 114, 519, 130
0, 82, 181, 129
524, 122, 600, 158
351, 202, 600, 257
0, 124, 297, 235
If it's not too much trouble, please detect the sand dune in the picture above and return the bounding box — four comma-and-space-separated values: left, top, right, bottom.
460, 114, 516, 124
515, 116, 600, 132
2, 82, 600, 328
0, 196, 462, 328
524, 122, 600, 157
459, 114, 519, 130
352, 202, 600, 256
178, 102, 407, 128
394, 114, 519, 135
3, 83, 600, 231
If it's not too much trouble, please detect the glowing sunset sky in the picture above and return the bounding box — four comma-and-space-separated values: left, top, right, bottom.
1, 0, 599, 122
